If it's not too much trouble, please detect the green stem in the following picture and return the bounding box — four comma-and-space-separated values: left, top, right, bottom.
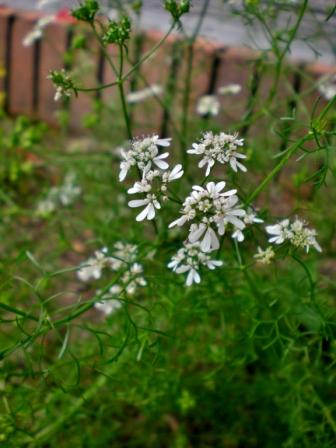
245, 134, 311, 206
118, 45, 133, 140
123, 24, 176, 82
30, 373, 108, 445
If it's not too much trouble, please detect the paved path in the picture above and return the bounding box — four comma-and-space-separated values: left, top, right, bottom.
1, 0, 335, 64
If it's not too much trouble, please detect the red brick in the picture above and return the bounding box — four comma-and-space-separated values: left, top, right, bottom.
8, 10, 44, 116
130, 30, 179, 136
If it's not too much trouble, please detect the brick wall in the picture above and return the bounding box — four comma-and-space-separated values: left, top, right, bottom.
0, 6, 334, 131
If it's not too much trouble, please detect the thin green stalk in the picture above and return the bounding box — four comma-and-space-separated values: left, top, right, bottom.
117, 44, 133, 140
123, 24, 176, 82
245, 134, 310, 205
179, 0, 210, 168
266, 0, 308, 106
29, 373, 108, 445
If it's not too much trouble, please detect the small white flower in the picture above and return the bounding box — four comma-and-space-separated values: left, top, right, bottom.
317, 73, 336, 101
109, 242, 138, 270
126, 84, 163, 104
254, 246, 275, 264
196, 95, 220, 116
187, 131, 247, 176
119, 135, 171, 181
23, 15, 55, 47
36, 173, 80, 217
244, 208, 263, 225
266, 219, 292, 245
95, 286, 123, 315
162, 164, 184, 182
36, 198, 56, 216
218, 84, 242, 96
168, 241, 223, 286
231, 208, 263, 241
58, 174, 81, 205
289, 218, 322, 253
77, 249, 115, 282
127, 164, 183, 222
128, 196, 161, 221
121, 262, 147, 295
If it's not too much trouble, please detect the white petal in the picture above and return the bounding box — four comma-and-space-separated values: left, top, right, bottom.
176, 265, 190, 274
154, 159, 169, 170
225, 215, 245, 230
236, 160, 247, 172
230, 159, 238, 172
169, 164, 184, 181
146, 203, 156, 220
136, 203, 151, 221
222, 189, 237, 197
189, 224, 206, 243
215, 181, 226, 193
201, 228, 212, 252
156, 138, 172, 147
155, 152, 169, 160
209, 227, 220, 250
169, 215, 188, 228
119, 167, 128, 182
128, 199, 148, 208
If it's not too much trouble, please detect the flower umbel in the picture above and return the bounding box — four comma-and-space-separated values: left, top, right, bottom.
77, 248, 116, 281
254, 246, 275, 265
128, 164, 183, 221
169, 181, 246, 252
266, 218, 322, 253
196, 95, 220, 117
187, 131, 247, 176
48, 69, 75, 102
168, 241, 223, 286
119, 135, 171, 181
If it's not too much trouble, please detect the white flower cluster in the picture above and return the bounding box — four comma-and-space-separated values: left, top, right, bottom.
119, 135, 171, 182
168, 241, 223, 286
254, 246, 275, 265
266, 218, 321, 253
169, 181, 256, 252
187, 131, 246, 176
119, 135, 184, 222
95, 262, 147, 316
36, 173, 81, 217
77, 242, 147, 315
128, 164, 183, 221
196, 95, 220, 117
77, 247, 115, 282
